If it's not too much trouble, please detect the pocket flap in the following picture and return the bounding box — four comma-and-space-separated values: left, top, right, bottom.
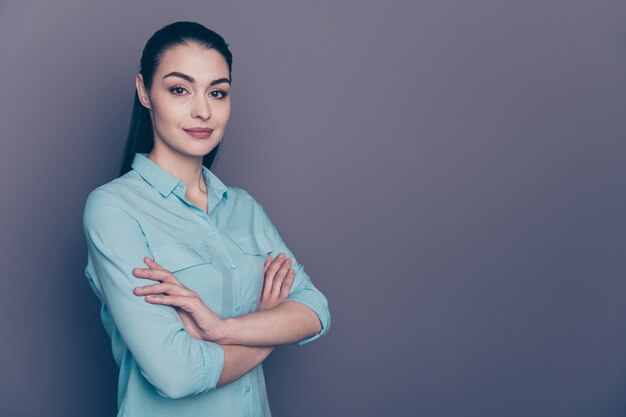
233, 234, 273, 256
152, 243, 214, 272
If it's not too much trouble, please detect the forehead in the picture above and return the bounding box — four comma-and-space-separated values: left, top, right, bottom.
156, 43, 229, 82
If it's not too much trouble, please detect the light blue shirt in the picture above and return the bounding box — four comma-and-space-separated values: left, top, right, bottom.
82, 152, 330, 417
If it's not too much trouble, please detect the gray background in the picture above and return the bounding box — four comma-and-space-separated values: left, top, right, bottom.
1, 0, 625, 416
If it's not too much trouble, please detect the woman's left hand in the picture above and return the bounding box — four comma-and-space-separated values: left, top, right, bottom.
132, 256, 225, 342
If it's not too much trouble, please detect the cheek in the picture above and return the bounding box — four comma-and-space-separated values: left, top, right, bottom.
215, 102, 231, 126
152, 102, 186, 130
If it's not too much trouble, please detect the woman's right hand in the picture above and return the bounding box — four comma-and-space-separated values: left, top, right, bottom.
258, 252, 295, 311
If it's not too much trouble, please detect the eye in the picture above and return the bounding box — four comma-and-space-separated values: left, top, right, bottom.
210, 90, 229, 99
169, 86, 188, 96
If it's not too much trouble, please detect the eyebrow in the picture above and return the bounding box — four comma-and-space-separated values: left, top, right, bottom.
162, 71, 231, 86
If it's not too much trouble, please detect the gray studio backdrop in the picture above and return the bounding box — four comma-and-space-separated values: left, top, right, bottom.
1, 1, 626, 416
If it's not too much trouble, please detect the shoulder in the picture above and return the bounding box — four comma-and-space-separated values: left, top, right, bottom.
83, 172, 143, 226
87, 171, 148, 203
224, 186, 272, 228
226, 186, 261, 209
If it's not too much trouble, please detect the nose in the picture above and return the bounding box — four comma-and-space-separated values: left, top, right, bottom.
191, 94, 211, 120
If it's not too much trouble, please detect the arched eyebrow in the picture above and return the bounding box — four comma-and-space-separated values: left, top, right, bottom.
162, 71, 231, 86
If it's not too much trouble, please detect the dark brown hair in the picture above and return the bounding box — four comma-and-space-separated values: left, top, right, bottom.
118, 21, 233, 177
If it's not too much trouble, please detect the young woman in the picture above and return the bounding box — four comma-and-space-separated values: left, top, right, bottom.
82, 21, 330, 417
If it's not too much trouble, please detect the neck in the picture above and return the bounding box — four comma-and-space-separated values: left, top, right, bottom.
148, 146, 207, 194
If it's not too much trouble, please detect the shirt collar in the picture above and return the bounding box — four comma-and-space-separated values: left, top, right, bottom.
131, 152, 228, 200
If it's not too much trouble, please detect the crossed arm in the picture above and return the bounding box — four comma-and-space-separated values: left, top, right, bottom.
132, 253, 323, 387
216, 301, 322, 386
83, 190, 330, 397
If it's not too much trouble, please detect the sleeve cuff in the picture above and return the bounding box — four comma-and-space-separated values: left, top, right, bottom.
199, 341, 225, 392
287, 290, 331, 346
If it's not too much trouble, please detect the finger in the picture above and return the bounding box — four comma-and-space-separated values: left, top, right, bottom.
144, 294, 198, 311
133, 282, 196, 298
261, 254, 289, 303
279, 269, 295, 299
132, 267, 178, 284
261, 264, 275, 303
263, 255, 272, 273
271, 258, 292, 299
132, 267, 170, 282
265, 253, 287, 281
144, 256, 166, 270
262, 253, 284, 294
262, 254, 287, 297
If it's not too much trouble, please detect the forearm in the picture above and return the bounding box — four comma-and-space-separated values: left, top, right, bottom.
218, 301, 322, 347
216, 344, 274, 387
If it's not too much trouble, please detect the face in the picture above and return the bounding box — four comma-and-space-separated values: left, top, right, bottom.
136, 42, 231, 160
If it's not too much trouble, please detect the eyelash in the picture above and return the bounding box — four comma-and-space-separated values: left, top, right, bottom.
169, 86, 229, 99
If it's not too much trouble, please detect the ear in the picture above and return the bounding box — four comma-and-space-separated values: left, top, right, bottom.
135, 73, 152, 109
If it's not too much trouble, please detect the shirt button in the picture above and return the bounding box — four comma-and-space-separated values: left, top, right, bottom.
235, 305, 241, 312
230, 264, 237, 269
245, 386, 251, 393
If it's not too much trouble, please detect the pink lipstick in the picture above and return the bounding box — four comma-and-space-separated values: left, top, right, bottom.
183, 127, 214, 139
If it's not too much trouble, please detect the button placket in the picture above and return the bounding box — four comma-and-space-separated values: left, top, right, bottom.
179, 222, 234, 317
229, 233, 273, 320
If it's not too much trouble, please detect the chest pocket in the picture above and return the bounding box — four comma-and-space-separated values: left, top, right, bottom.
233, 233, 274, 256
229, 233, 274, 305
151, 243, 223, 313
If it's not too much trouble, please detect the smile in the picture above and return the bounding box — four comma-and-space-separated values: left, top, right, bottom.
183, 128, 214, 139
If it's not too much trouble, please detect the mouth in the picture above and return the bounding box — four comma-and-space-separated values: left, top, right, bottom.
183, 127, 214, 139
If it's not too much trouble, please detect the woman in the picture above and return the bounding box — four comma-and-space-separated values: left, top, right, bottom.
82, 21, 330, 417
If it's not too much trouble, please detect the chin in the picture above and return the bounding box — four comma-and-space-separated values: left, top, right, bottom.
179, 144, 219, 158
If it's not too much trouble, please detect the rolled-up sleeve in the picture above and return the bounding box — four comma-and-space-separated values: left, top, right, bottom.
83, 189, 224, 399
255, 201, 331, 345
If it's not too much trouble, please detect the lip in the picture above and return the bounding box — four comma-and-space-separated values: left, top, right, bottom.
183, 127, 214, 139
